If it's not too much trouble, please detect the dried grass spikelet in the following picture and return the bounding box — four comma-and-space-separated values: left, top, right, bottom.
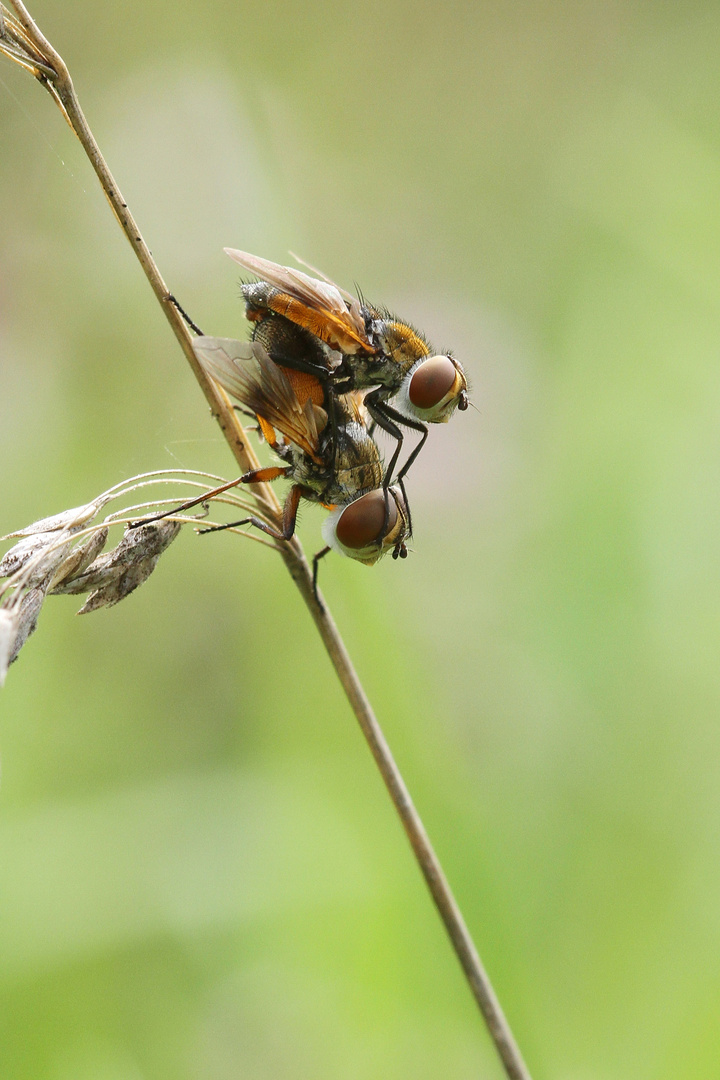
0, 469, 266, 685
51, 521, 181, 612
0, 501, 106, 583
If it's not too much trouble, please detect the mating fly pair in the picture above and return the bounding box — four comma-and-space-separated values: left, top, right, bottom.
161, 250, 468, 593
227, 249, 469, 514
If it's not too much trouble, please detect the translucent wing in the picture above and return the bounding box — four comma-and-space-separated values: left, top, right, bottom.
288, 251, 364, 328
193, 336, 326, 464
225, 248, 370, 351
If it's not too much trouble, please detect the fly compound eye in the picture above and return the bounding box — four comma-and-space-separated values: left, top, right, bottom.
408, 355, 458, 410
336, 490, 397, 549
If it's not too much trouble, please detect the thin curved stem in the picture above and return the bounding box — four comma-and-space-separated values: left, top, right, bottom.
2, 8, 533, 1077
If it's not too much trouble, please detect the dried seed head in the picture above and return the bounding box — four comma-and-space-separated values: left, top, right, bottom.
64, 521, 182, 613
1, 501, 103, 543
48, 528, 110, 592
0, 530, 76, 587
1, 500, 181, 680
0, 501, 105, 588
0, 471, 249, 684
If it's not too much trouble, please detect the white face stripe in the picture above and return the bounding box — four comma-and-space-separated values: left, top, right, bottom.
321, 505, 347, 556
393, 358, 425, 421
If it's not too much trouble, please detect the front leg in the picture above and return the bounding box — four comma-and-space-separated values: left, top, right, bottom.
364, 390, 409, 536
365, 394, 428, 483
364, 392, 428, 536
165, 294, 204, 336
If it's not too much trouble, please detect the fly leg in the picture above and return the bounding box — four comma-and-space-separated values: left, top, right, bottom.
165, 294, 204, 336
232, 404, 263, 437
363, 391, 428, 538
392, 417, 429, 541
362, 395, 403, 537
312, 545, 331, 608
267, 350, 333, 386
129, 467, 291, 527
233, 405, 258, 421
199, 482, 304, 543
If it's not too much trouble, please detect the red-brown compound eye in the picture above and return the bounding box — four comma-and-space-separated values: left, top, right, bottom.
336, 490, 397, 549
408, 355, 457, 410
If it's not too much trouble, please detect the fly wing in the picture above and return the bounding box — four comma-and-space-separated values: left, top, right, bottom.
225, 248, 370, 350
288, 251, 365, 334
226, 249, 346, 315
193, 336, 326, 464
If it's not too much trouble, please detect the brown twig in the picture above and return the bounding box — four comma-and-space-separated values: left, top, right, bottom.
0, 6, 533, 1077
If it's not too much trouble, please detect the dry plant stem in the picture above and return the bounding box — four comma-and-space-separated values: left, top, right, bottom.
2, 7, 532, 1078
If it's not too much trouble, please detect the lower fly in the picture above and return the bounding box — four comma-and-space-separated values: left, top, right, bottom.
135, 335, 410, 601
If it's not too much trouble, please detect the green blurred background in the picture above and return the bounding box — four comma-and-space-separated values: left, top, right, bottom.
2, 1, 720, 1076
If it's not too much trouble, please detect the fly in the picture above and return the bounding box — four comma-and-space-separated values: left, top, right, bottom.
190, 335, 410, 597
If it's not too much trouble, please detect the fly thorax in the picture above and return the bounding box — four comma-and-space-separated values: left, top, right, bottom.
371, 319, 432, 386
350, 353, 401, 389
